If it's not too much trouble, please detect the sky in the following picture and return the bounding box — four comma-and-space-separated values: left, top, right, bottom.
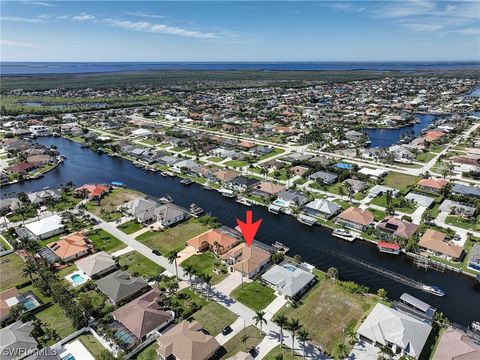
1, 1, 479, 62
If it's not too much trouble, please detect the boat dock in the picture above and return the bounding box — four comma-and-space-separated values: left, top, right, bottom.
411, 254, 447, 273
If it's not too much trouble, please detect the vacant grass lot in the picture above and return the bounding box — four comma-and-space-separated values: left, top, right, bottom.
35, 304, 76, 343
86, 188, 144, 220
382, 172, 419, 192
264, 346, 300, 360
224, 160, 249, 168
220, 325, 265, 359
118, 220, 143, 234
0, 252, 27, 291
136, 219, 209, 254
207, 156, 224, 163
445, 215, 480, 231
88, 228, 126, 252
370, 195, 416, 214
230, 281, 276, 311
117, 251, 165, 278
193, 302, 238, 336
258, 147, 285, 161
181, 252, 228, 285
276, 279, 376, 355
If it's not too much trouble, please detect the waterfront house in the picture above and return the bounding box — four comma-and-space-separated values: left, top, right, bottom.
224, 176, 260, 192
27, 189, 61, 205
451, 183, 480, 199
187, 229, 240, 255
418, 229, 464, 262
376, 216, 418, 240
212, 169, 240, 184
0, 321, 39, 360
416, 178, 449, 194
112, 289, 174, 341
120, 198, 158, 224
5, 162, 37, 175
467, 244, 480, 272
276, 189, 309, 207
345, 130, 364, 142
75, 251, 117, 279
75, 184, 110, 199
389, 145, 415, 160
303, 199, 341, 219
47, 231, 90, 263
357, 303, 431, 359
221, 243, 271, 278
96, 270, 149, 305
155, 203, 189, 227
335, 207, 375, 231
308, 170, 338, 184
250, 181, 285, 199
23, 214, 64, 240
156, 320, 220, 360
158, 155, 179, 167
172, 159, 200, 174
432, 326, 480, 360
261, 261, 315, 299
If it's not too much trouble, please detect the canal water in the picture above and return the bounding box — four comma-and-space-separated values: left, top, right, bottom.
2, 137, 479, 326
363, 114, 435, 148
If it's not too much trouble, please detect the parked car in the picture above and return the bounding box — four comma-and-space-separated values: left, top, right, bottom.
221, 325, 233, 335
152, 249, 161, 256
249, 347, 259, 357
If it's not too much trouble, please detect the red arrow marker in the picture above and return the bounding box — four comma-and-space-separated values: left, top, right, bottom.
236, 210, 262, 247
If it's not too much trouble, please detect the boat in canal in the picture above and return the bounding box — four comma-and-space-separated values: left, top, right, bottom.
422, 285, 446, 297
332, 228, 356, 242
160, 171, 168, 177
297, 213, 317, 226
189, 203, 203, 216
159, 195, 174, 204
180, 178, 193, 185
203, 181, 214, 190
377, 241, 401, 255
218, 188, 236, 198
236, 197, 252, 206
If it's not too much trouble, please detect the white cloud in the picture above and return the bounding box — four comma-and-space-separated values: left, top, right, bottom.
104, 19, 216, 39
124, 11, 166, 19
0, 16, 45, 23
24, 1, 56, 7
72, 13, 95, 22
399, 23, 444, 32
1, 39, 44, 48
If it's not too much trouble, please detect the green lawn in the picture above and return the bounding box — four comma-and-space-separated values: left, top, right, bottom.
75, 334, 107, 358
367, 208, 387, 222
135, 342, 159, 360
207, 156, 224, 163
258, 147, 285, 161
416, 152, 436, 162
136, 219, 209, 254
86, 188, 144, 220
264, 346, 300, 360
193, 302, 238, 336
57, 264, 78, 278
35, 304, 76, 343
48, 194, 82, 212
445, 215, 480, 231
224, 160, 249, 168
88, 228, 127, 252
220, 325, 265, 359
20, 284, 51, 304
269, 168, 291, 181
0, 252, 27, 291
181, 252, 228, 285
333, 199, 351, 210
117, 251, 165, 278
38, 233, 65, 247
382, 172, 419, 191
118, 220, 143, 234
275, 279, 376, 355
370, 195, 416, 214
230, 281, 276, 311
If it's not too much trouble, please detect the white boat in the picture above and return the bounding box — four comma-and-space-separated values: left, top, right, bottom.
189, 203, 204, 215
422, 285, 446, 297
219, 188, 236, 198
159, 195, 174, 203
161, 171, 168, 177
236, 197, 252, 207
297, 214, 316, 226
332, 228, 356, 242
203, 182, 213, 190
268, 204, 281, 214
180, 178, 193, 185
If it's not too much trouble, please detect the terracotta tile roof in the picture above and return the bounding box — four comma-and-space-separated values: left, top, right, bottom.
156, 320, 220, 360
75, 184, 109, 198
337, 207, 374, 226
112, 289, 173, 339
187, 229, 240, 254
254, 182, 285, 195
47, 232, 89, 261
417, 178, 449, 190
376, 216, 418, 239
0, 288, 21, 319
213, 169, 240, 182
222, 243, 270, 275
418, 229, 464, 259
423, 130, 446, 142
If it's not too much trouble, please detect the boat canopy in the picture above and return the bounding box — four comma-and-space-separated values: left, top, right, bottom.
377, 241, 400, 250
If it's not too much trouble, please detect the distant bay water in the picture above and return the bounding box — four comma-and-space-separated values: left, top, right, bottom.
1, 61, 480, 75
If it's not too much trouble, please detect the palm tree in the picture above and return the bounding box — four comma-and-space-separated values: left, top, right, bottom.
241, 332, 250, 349
327, 267, 339, 282
297, 329, 311, 359
22, 260, 38, 282
253, 310, 267, 331
336, 342, 348, 359
183, 264, 195, 287
202, 274, 213, 299
167, 250, 179, 279
287, 318, 302, 355
274, 314, 288, 348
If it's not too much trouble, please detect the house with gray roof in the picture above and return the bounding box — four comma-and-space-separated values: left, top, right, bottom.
27, 189, 60, 205
282, 153, 313, 163
404, 192, 435, 208
276, 190, 309, 207
308, 171, 338, 184
451, 184, 480, 199
119, 198, 158, 224
468, 244, 480, 272
0, 321, 38, 360
368, 185, 400, 198
344, 179, 369, 193
261, 261, 315, 298
303, 199, 341, 219
357, 303, 432, 359
75, 251, 116, 279
172, 159, 200, 174
96, 270, 149, 304
438, 199, 476, 218
158, 155, 179, 167
155, 203, 189, 227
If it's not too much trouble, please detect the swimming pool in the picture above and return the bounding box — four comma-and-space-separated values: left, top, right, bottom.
22, 298, 38, 310
65, 270, 90, 287
282, 263, 298, 272
273, 199, 288, 207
